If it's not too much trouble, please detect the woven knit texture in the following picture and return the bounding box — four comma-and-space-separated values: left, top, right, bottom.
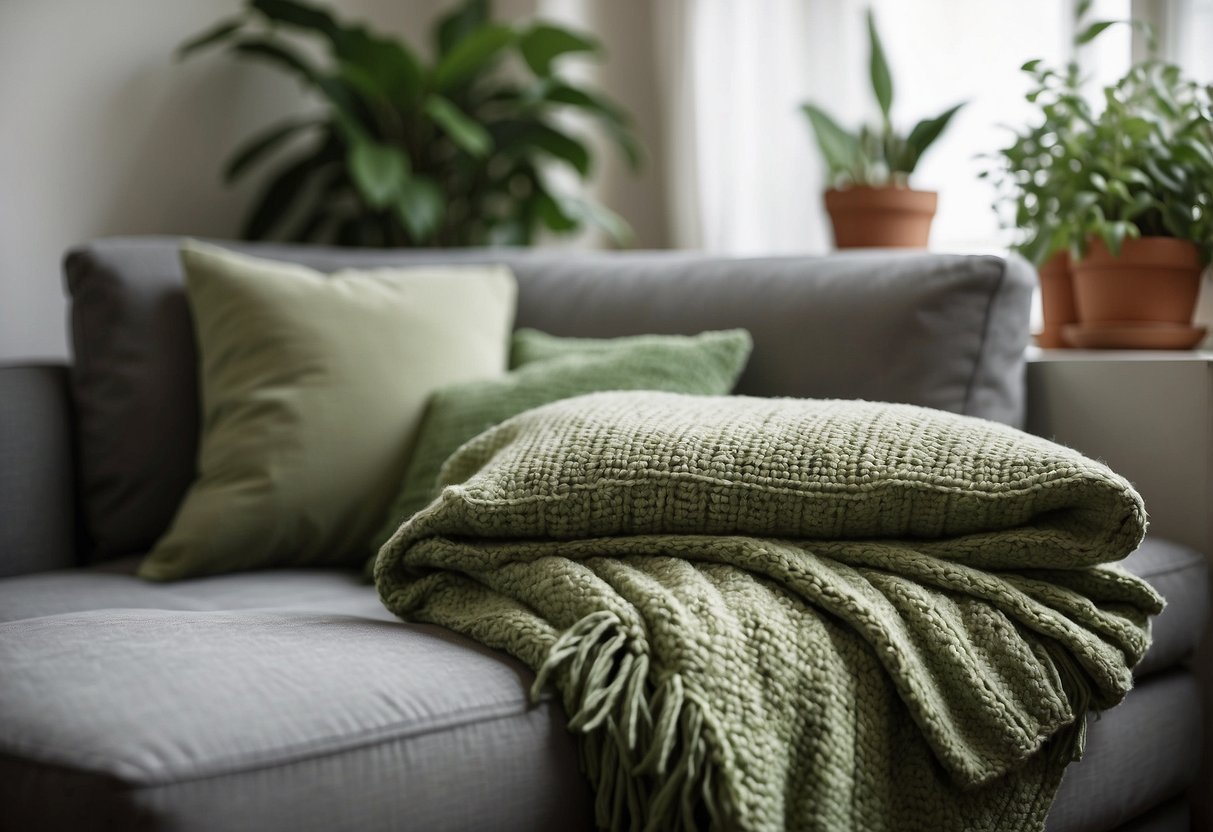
370, 329, 752, 552
376, 391, 1162, 832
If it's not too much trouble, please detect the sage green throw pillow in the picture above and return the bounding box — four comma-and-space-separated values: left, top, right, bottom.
371, 328, 752, 551
138, 241, 516, 581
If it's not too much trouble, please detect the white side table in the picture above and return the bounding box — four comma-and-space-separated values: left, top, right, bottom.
1027, 348, 1213, 555
1028, 348, 1213, 829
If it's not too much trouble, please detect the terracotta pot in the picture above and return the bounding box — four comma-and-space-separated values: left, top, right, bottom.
823, 186, 937, 249
1036, 251, 1075, 349
1071, 236, 1202, 325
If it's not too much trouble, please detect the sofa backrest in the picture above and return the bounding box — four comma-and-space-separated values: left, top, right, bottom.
64, 237, 1033, 559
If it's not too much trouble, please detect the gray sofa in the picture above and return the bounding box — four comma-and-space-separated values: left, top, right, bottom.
0, 238, 1206, 832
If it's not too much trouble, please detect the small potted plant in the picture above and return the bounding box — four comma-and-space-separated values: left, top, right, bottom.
986, 12, 1213, 348
800, 9, 963, 249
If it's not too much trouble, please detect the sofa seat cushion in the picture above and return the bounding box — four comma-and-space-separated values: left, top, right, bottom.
0, 605, 592, 832
0, 559, 391, 623
1121, 538, 1210, 677
1047, 670, 1201, 832
0, 535, 1202, 831
1, 537, 1204, 677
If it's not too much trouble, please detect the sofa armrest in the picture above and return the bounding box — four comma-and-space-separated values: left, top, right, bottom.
0, 364, 80, 576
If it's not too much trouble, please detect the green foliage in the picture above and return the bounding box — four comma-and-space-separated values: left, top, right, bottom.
179, 0, 642, 247
982, 10, 1213, 265
799, 9, 964, 187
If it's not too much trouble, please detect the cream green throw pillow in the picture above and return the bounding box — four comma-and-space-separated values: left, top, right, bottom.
370, 328, 753, 552
138, 241, 516, 580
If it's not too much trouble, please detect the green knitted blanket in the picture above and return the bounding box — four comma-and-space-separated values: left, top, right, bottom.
375, 392, 1162, 832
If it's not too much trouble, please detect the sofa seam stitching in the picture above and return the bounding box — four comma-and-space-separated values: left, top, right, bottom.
961, 257, 1008, 418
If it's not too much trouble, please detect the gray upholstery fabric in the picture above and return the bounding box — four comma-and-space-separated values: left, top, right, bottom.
1047, 671, 1201, 832
64, 236, 1034, 558
0, 535, 1202, 832
1, 538, 1201, 676
0, 561, 390, 623
0, 364, 77, 577
1107, 800, 1189, 832
0, 608, 591, 832
1124, 538, 1210, 677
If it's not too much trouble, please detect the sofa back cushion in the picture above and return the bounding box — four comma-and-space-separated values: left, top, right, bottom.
65, 237, 1033, 559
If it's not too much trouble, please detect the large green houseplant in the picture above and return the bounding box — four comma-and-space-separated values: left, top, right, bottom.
180, 0, 641, 247
986, 7, 1213, 347
800, 9, 963, 248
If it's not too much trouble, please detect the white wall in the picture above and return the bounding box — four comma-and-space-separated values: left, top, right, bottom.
0, 0, 667, 362
0, 0, 403, 360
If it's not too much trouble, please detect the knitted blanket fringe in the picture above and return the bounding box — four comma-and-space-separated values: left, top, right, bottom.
535, 610, 728, 832
377, 392, 1163, 832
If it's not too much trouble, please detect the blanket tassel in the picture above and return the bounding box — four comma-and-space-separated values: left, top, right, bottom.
532, 611, 730, 832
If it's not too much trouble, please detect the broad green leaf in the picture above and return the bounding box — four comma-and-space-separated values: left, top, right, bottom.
242, 147, 334, 239
539, 83, 643, 168
1075, 0, 1095, 21
1101, 220, 1133, 256
1106, 178, 1132, 202
1180, 136, 1213, 168
534, 190, 577, 232
1072, 190, 1100, 211
1020, 59, 1043, 73
866, 10, 893, 121
337, 29, 422, 104
1075, 20, 1117, 45
903, 102, 964, 171
1120, 167, 1152, 187
525, 125, 592, 175
434, 0, 490, 56
1143, 158, 1183, 192
288, 168, 348, 242
800, 104, 861, 177
396, 176, 445, 240
250, 0, 340, 41
433, 24, 515, 91
425, 96, 492, 157
337, 62, 386, 103
224, 120, 318, 183
348, 140, 409, 208
518, 24, 600, 76
543, 83, 626, 124
178, 18, 243, 59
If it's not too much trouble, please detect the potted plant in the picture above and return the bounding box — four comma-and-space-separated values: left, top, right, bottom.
986, 11, 1213, 348
982, 53, 1092, 347
800, 10, 963, 249
1063, 61, 1213, 346
179, 0, 642, 247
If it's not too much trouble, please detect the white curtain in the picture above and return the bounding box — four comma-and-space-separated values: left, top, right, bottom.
654, 0, 871, 253
649, 0, 1073, 255
503, 0, 1083, 255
